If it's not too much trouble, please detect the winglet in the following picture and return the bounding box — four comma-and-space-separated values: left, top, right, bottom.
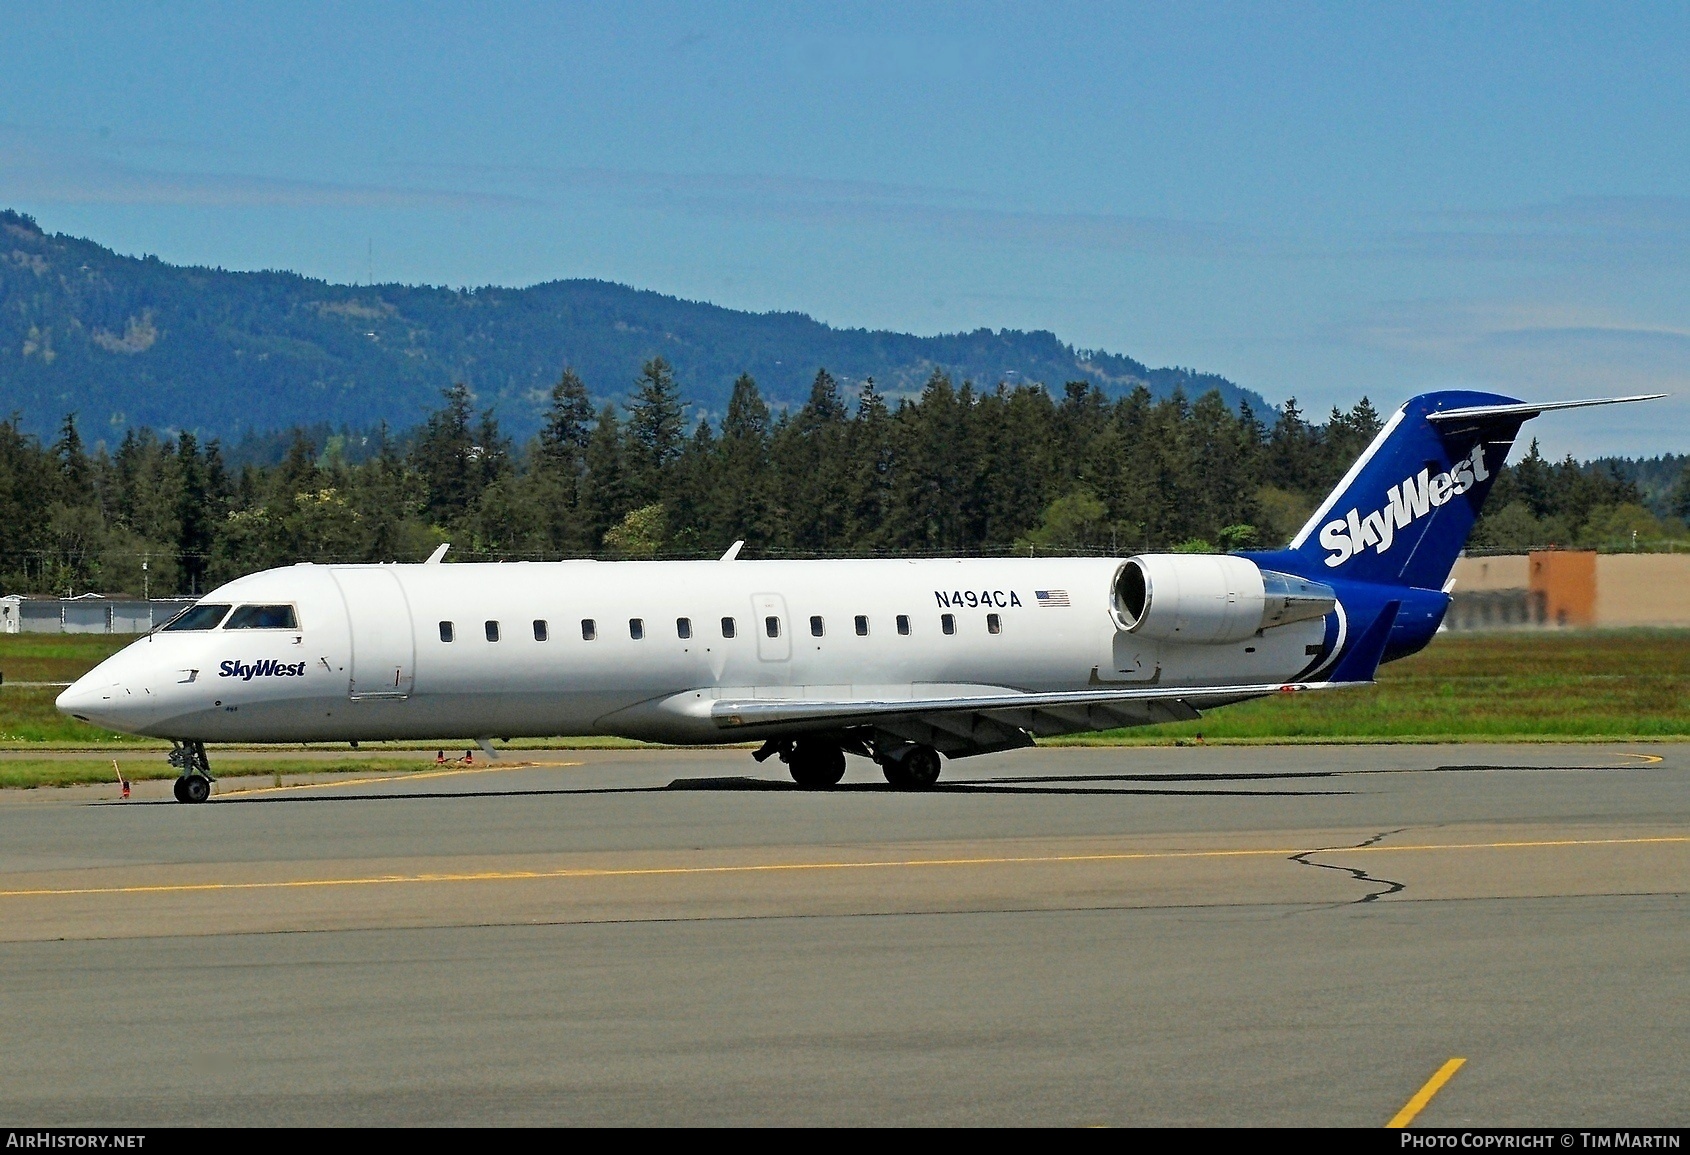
720, 540, 744, 562
1328, 601, 1401, 684
425, 543, 450, 564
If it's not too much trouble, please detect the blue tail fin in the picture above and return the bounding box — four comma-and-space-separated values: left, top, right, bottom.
1282, 391, 1526, 590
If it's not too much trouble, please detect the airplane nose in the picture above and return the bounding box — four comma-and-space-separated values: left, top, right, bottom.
55, 651, 166, 736
56, 676, 105, 720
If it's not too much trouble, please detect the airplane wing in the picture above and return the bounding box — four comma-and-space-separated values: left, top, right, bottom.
709, 680, 1348, 758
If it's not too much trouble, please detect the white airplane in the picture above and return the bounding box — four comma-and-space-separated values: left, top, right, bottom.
57, 390, 1658, 802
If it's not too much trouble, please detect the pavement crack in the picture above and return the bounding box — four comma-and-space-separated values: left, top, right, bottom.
1289, 828, 1409, 903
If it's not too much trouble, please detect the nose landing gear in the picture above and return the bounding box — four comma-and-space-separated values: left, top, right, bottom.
169, 740, 214, 804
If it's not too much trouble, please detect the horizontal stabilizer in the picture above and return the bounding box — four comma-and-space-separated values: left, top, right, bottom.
1425, 394, 1663, 424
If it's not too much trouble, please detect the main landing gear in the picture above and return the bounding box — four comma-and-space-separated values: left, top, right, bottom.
876, 743, 942, 789
169, 740, 213, 804
753, 738, 944, 790
781, 737, 848, 788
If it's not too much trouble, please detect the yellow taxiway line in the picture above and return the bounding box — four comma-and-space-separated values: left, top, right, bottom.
1387, 1057, 1466, 1128
0, 835, 1683, 900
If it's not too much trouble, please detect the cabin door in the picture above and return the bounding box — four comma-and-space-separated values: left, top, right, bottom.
331, 568, 416, 699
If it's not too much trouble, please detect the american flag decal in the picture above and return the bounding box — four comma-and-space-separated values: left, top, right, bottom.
1034, 589, 1070, 607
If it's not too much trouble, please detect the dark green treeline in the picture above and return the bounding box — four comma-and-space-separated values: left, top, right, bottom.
1, 359, 1675, 597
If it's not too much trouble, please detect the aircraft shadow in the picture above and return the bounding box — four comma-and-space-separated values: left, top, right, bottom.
669, 777, 1351, 797
105, 759, 1647, 807
109, 775, 1351, 805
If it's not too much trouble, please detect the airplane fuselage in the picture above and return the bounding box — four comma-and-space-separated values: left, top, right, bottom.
58, 557, 1333, 746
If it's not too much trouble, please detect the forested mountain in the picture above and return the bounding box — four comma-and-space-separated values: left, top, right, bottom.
4, 208, 1682, 599
0, 209, 1261, 442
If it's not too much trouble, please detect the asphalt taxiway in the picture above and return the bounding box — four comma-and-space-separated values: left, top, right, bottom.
0, 743, 1684, 1125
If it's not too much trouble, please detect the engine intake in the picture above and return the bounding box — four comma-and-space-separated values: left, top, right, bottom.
1112, 555, 1336, 644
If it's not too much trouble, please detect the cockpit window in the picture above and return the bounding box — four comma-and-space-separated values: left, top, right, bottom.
161, 603, 232, 632
225, 604, 299, 630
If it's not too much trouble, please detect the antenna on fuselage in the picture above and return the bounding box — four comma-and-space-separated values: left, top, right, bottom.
425, 543, 450, 564
720, 540, 744, 562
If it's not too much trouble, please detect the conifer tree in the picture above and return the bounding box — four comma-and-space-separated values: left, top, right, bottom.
176, 433, 213, 595
579, 403, 627, 548
777, 369, 851, 551
411, 384, 477, 529
845, 378, 896, 550
530, 368, 596, 554
623, 357, 685, 507
716, 373, 775, 548
53, 413, 89, 505
537, 368, 595, 468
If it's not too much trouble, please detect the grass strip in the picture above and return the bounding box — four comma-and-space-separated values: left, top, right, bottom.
1066, 629, 1690, 743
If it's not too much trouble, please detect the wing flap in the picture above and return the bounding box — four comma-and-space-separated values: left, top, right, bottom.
709, 680, 1337, 733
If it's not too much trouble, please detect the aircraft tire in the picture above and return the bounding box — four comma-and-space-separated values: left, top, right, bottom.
181, 775, 211, 804
879, 744, 942, 789
172, 776, 189, 803
787, 740, 846, 788
902, 745, 942, 788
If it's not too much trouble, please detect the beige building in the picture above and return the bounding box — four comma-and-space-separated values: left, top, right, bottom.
1447, 551, 1690, 629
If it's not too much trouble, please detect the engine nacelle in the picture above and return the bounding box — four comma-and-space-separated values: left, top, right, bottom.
1112, 555, 1337, 644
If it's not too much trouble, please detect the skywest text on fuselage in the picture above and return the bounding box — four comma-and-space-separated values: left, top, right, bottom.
218, 659, 308, 681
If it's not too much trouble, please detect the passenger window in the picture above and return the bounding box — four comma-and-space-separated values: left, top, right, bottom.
629, 618, 644, 640
765, 616, 781, 638
439, 621, 455, 643
987, 613, 1002, 635
485, 621, 500, 642
855, 615, 869, 636
810, 615, 824, 637
677, 617, 692, 639
941, 613, 956, 635
896, 614, 911, 636
533, 620, 548, 642
225, 604, 299, 630
161, 603, 232, 632
721, 617, 737, 639
581, 619, 596, 641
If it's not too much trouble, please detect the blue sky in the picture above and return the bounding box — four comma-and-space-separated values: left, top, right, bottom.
3, 1, 1687, 457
